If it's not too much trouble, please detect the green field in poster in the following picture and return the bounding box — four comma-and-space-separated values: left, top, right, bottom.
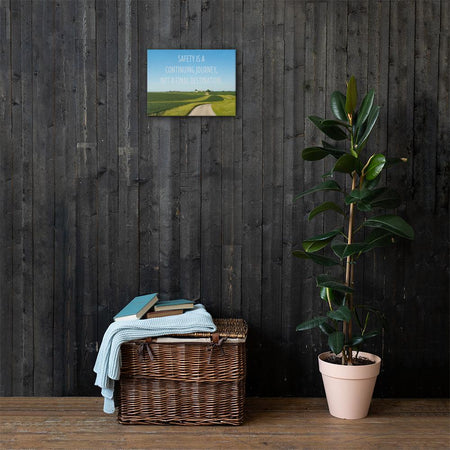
147, 91, 236, 116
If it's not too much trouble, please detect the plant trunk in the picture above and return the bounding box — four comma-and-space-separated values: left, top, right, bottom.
344, 172, 358, 364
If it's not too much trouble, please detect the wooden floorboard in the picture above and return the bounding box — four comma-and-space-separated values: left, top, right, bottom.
0, 397, 449, 449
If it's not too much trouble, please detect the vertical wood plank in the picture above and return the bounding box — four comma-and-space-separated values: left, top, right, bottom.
117, 0, 139, 307
436, 0, 450, 392
300, 0, 328, 393
383, 0, 416, 396
260, 0, 285, 395
158, 0, 181, 300
139, 0, 160, 296
413, 0, 440, 211
200, 0, 222, 315
32, 0, 55, 395
403, 0, 447, 395
324, 0, 347, 284
436, 0, 449, 215
179, 0, 202, 301
10, 0, 33, 396
281, 0, 306, 396
347, 0, 368, 91
220, 0, 242, 317
53, 0, 78, 395
363, 0, 391, 367
242, 0, 263, 394
75, 0, 97, 395
0, 0, 13, 396
96, 0, 119, 335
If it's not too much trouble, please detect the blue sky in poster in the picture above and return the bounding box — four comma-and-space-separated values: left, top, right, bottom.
147, 49, 236, 92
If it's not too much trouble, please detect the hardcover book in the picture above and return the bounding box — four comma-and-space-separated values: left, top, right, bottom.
146, 309, 184, 319
113, 293, 159, 321
153, 299, 195, 312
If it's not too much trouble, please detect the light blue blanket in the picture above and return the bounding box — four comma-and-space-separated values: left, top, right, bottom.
94, 304, 216, 413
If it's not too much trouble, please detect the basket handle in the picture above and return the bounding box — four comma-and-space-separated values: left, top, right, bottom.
207, 333, 227, 364
137, 338, 154, 362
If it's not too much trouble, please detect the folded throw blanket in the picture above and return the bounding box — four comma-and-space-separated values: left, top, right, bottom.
94, 304, 216, 413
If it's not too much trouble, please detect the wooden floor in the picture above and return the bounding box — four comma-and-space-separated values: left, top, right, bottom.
0, 397, 449, 449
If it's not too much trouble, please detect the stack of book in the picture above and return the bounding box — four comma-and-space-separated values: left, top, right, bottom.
145, 299, 195, 318
113, 293, 196, 321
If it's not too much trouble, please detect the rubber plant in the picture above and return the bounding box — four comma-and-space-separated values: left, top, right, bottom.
294, 76, 414, 365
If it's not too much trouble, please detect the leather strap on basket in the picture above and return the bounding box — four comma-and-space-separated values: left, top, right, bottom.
207, 332, 227, 364
137, 337, 154, 362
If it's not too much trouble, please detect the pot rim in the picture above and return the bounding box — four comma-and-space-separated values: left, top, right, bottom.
318, 351, 381, 380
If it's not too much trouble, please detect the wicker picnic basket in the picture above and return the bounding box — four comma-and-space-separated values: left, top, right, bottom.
117, 318, 247, 425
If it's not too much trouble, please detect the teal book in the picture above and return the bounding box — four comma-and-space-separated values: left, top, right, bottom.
113, 293, 159, 321
153, 298, 196, 312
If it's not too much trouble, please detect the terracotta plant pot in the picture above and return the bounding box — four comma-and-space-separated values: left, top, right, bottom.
318, 351, 381, 420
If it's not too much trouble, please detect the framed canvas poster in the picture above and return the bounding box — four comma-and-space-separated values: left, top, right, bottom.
147, 49, 236, 117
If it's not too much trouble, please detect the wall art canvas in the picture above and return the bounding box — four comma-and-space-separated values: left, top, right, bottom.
147, 49, 236, 117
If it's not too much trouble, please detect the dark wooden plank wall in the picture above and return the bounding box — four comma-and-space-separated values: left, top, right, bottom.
0, 0, 448, 397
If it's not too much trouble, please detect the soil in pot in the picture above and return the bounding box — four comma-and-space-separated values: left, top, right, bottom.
324, 354, 375, 366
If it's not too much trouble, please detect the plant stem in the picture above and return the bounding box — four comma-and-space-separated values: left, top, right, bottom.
344, 171, 358, 365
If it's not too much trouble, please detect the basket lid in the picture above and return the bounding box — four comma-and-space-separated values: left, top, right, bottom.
173, 318, 248, 339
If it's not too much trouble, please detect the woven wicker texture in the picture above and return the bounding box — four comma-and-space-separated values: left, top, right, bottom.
117, 318, 247, 426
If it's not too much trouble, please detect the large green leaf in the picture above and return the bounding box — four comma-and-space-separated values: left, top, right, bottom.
345, 188, 374, 205
333, 154, 362, 174
364, 215, 414, 240
362, 330, 381, 340
309, 115, 348, 141
319, 322, 336, 335
316, 274, 353, 293
356, 104, 380, 145
320, 141, 347, 159
331, 241, 369, 259
345, 187, 389, 210
302, 146, 345, 161
356, 89, 374, 131
328, 331, 345, 355
345, 76, 357, 115
302, 147, 330, 161
320, 287, 345, 306
294, 180, 342, 201
362, 176, 380, 190
327, 305, 352, 322
292, 250, 340, 267
330, 91, 347, 121
322, 119, 351, 129
308, 201, 344, 220
364, 228, 394, 249
296, 316, 328, 331
365, 154, 386, 180
345, 187, 400, 210
302, 227, 343, 253
350, 335, 364, 347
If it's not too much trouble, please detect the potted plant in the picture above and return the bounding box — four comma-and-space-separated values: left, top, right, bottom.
294, 76, 414, 419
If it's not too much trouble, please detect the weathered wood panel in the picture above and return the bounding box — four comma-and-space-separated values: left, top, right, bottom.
54, 0, 77, 395
0, 0, 448, 397
138, 0, 160, 297
0, 0, 13, 396
301, 0, 328, 394
31, 0, 55, 395
10, 0, 33, 395
241, 0, 264, 395
179, 0, 202, 302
